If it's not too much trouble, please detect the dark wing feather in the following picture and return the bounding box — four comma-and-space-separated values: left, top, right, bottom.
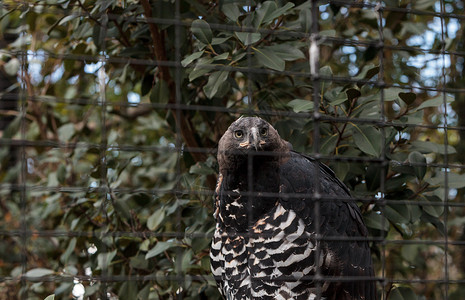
293, 150, 352, 196
279, 151, 376, 300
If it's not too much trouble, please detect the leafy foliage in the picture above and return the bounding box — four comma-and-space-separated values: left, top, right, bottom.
0, 0, 464, 299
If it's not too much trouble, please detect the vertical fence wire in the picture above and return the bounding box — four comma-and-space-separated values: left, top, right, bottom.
0, 0, 465, 299
174, 0, 184, 298
18, 18, 28, 300
98, 12, 109, 297
376, 2, 387, 299
310, 1, 323, 297
439, 0, 450, 297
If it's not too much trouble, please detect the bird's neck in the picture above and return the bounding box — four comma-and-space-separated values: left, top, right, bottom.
217, 159, 280, 233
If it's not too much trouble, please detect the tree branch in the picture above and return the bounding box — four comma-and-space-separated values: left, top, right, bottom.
140, 0, 216, 188
140, 0, 170, 82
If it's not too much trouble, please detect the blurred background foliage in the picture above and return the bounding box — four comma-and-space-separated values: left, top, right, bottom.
0, 0, 464, 299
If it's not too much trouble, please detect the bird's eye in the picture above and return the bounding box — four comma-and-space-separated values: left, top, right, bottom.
234, 130, 244, 138
260, 127, 268, 137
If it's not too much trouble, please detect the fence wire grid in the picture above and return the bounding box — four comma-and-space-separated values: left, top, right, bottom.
0, 0, 465, 299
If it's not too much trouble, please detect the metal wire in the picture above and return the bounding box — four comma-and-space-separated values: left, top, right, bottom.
0, 0, 464, 299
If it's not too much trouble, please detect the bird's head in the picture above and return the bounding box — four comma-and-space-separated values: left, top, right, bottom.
218, 117, 290, 171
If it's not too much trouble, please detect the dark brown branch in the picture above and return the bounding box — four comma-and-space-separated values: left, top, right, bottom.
113, 20, 132, 48
334, 96, 358, 151
140, 0, 170, 82
140, 0, 216, 188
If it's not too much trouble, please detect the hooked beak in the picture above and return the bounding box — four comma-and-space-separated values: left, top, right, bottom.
238, 127, 264, 150
249, 127, 260, 151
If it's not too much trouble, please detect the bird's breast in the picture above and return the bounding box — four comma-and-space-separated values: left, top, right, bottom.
216, 168, 281, 233
211, 203, 324, 299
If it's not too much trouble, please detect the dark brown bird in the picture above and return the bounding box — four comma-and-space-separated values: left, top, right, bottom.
210, 116, 376, 300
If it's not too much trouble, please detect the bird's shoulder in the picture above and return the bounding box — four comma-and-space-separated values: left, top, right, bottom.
278, 151, 368, 237
278, 151, 376, 299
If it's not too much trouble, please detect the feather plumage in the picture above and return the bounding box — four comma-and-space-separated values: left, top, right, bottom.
211, 117, 376, 300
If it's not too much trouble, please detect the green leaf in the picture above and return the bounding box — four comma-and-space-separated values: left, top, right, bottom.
150, 79, 169, 103
181, 51, 204, 67
299, 9, 312, 33
222, 4, 241, 21
410, 140, 456, 154
4, 58, 20, 76
287, 99, 314, 113
266, 45, 305, 61
352, 125, 382, 157
408, 151, 426, 180
191, 19, 212, 44
401, 244, 422, 264
44, 295, 55, 300
58, 123, 75, 141
137, 284, 151, 300
421, 212, 445, 236
413, 0, 435, 10
63, 265, 78, 276
320, 134, 338, 155
130, 254, 149, 270
140, 239, 150, 252
212, 52, 229, 61
385, 204, 410, 224
56, 164, 67, 184
60, 237, 77, 264
420, 195, 444, 218
211, 36, 231, 45
85, 282, 101, 296
364, 211, 389, 231
254, 47, 285, 71
97, 250, 117, 270
118, 281, 138, 299
147, 208, 165, 231
189, 63, 212, 81
146, 240, 178, 259
235, 32, 261, 46
267, 2, 294, 21
427, 171, 465, 189
386, 174, 415, 192
25, 268, 55, 278
255, 2, 294, 26
203, 70, 229, 99
327, 91, 348, 106
64, 86, 77, 100
58, 14, 77, 26
366, 164, 382, 191
2, 115, 21, 139
181, 249, 193, 272
416, 96, 442, 110
254, 1, 277, 27
383, 87, 405, 101
388, 286, 418, 300
319, 65, 333, 78
415, 95, 453, 111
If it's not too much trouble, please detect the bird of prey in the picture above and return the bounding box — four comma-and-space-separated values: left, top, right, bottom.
210, 116, 376, 300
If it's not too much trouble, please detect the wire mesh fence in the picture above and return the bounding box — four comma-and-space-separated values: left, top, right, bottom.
0, 0, 465, 299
